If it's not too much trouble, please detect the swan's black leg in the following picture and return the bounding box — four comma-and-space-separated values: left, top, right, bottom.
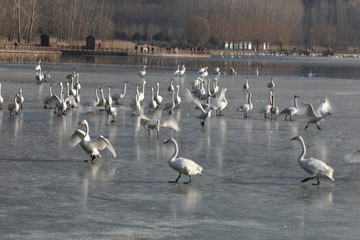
184, 175, 192, 184
301, 176, 316, 182
305, 124, 309, 129
312, 177, 320, 185
316, 124, 321, 130
169, 173, 181, 183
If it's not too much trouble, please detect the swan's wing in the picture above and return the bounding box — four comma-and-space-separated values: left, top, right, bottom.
345, 150, 360, 163
93, 136, 117, 158
316, 97, 332, 116
69, 130, 86, 147
186, 88, 206, 113
65, 95, 78, 107
300, 103, 317, 117
139, 114, 151, 125
160, 115, 179, 131
303, 158, 334, 174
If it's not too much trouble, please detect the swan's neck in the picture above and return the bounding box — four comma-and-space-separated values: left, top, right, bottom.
269, 91, 272, 105
156, 84, 160, 95
294, 96, 298, 109
84, 122, 90, 136
151, 88, 154, 99
108, 87, 111, 98
49, 85, 53, 96
297, 138, 306, 161
169, 141, 179, 162
122, 82, 127, 95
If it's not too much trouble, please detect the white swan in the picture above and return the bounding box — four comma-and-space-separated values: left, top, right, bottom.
70, 119, 117, 162
167, 78, 174, 95
140, 115, 179, 137
148, 87, 157, 111
50, 82, 77, 115
35, 59, 42, 71
174, 65, 180, 76
106, 86, 113, 106
96, 88, 106, 107
291, 136, 334, 185
0, 82, 4, 109
256, 67, 259, 76
243, 76, 249, 92
129, 91, 142, 116
267, 76, 275, 90
112, 81, 128, 104
258, 90, 272, 118
280, 95, 300, 121
237, 92, 253, 118
270, 94, 280, 119
8, 94, 20, 117
201, 67, 209, 78
213, 66, 220, 75
210, 77, 219, 97
154, 82, 163, 107
138, 65, 147, 77
163, 90, 175, 114
304, 97, 332, 130
211, 88, 228, 116
105, 101, 126, 122
164, 138, 203, 184
138, 80, 146, 103
186, 88, 213, 126
174, 85, 181, 108
16, 88, 24, 109
43, 84, 54, 109
230, 67, 237, 75
179, 65, 186, 76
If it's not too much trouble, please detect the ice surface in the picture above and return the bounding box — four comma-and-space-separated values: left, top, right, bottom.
1, 56, 360, 239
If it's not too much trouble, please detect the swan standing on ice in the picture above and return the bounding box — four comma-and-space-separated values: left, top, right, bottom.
154, 82, 163, 107
138, 65, 147, 77
211, 88, 228, 116
237, 92, 253, 118
138, 80, 146, 103
258, 90, 272, 118
174, 85, 181, 108
270, 94, 280, 119
83, 87, 100, 107
291, 136, 334, 185
303, 97, 332, 130
112, 81, 128, 105
163, 90, 175, 114
148, 87, 157, 111
8, 95, 20, 117
96, 88, 106, 107
174, 65, 180, 76
186, 88, 213, 126
230, 67, 237, 75
167, 78, 174, 95
140, 115, 179, 137
164, 138, 203, 184
16, 88, 24, 109
70, 119, 117, 162
43, 84, 54, 109
280, 95, 300, 121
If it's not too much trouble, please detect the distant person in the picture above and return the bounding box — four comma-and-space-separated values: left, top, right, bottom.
140, 46, 143, 53
98, 43, 101, 49
135, 45, 138, 53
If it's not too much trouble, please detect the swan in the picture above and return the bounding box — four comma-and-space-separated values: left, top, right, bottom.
154, 82, 163, 107
303, 97, 332, 130
105, 101, 124, 122
256, 67, 259, 76
129, 91, 142, 116
201, 67, 208, 78
140, 115, 179, 137
164, 138, 203, 184
83, 87, 100, 107
66, 67, 76, 80
186, 88, 213, 126
230, 67, 237, 75
210, 77, 219, 97
106, 86, 113, 106
148, 87, 157, 111
243, 76, 249, 92
138, 65, 146, 77
179, 65, 186, 76
270, 94, 280, 119
280, 95, 300, 121
267, 76, 275, 90
174, 85, 181, 108
43, 84, 54, 109
258, 90, 272, 118
112, 81, 128, 104
50, 82, 77, 115
291, 136, 334, 185
35, 59, 42, 71
163, 90, 175, 114
74, 73, 81, 92
174, 65, 180, 76
167, 78, 174, 95
96, 88, 106, 107
213, 66, 220, 75
16, 88, 24, 109
211, 88, 228, 116
70, 119, 117, 162
237, 92, 253, 118
8, 94, 20, 117
138, 80, 146, 103
35, 70, 45, 84
0, 82, 3, 109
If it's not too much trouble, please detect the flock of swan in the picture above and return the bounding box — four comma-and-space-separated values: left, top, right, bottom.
1, 60, 358, 185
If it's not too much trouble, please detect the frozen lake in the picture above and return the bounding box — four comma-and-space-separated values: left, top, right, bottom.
2, 55, 360, 239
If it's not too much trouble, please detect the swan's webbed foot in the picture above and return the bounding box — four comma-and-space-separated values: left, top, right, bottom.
84, 154, 96, 163
183, 175, 192, 184
200, 121, 205, 126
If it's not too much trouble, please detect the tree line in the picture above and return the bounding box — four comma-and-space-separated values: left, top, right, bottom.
1, 0, 360, 51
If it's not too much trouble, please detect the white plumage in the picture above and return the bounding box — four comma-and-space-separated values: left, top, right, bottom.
164, 138, 203, 184
292, 136, 334, 185
70, 119, 117, 162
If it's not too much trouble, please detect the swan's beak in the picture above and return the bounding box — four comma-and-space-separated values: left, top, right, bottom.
78, 120, 85, 125
163, 139, 169, 144
291, 136, 297, 140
